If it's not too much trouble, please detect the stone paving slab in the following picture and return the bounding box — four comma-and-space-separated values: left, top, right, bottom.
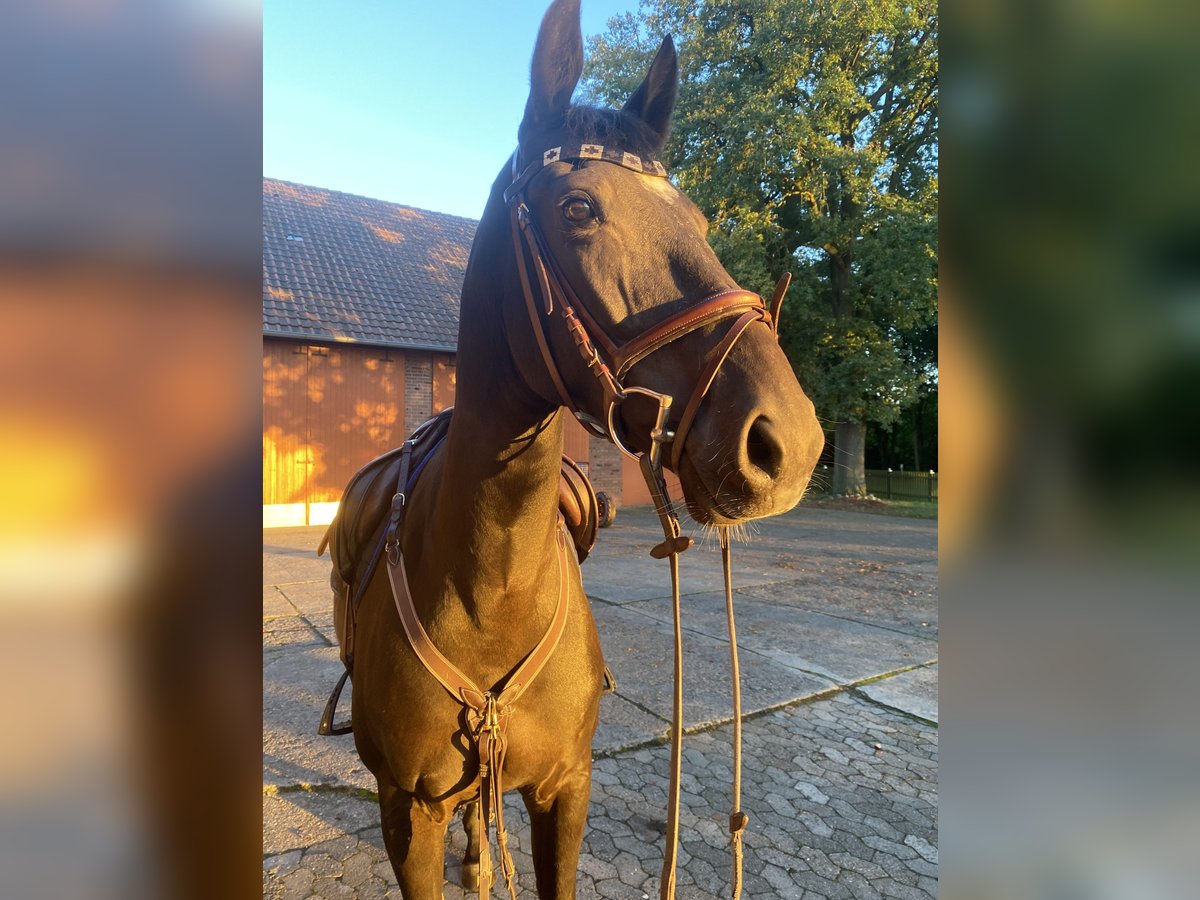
265, 646, 375, 791
278, 581, 341, 646
264, 531, 333, 587
733, 566, 938, 640
595, 692, 670, 752
614, 589, 936, 687
586, 506, 934, 565
580, 546, 792, 604
265, 615, 327, 651
858, 665, 938, 725
264, 693, 937, 899
278, 579, 337, 619
593, 601, 838, 729
267, 584, 301, 618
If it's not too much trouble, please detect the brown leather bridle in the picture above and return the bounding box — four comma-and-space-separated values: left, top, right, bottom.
505, 141, 793, 900
503, 143, 792, 479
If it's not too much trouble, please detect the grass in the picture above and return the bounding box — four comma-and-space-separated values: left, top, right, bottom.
878, 498, 938, 519
804, 494, 938, 520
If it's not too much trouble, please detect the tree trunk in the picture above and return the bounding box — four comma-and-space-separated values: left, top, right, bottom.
911, 399, 922, 472
832, 421, 867, 497
829, 253, 854, 319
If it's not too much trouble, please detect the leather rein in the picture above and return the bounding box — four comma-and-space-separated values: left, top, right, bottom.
501, 141, 793, 900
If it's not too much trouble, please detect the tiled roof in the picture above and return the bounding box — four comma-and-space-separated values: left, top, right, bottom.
262, 178, 476, 351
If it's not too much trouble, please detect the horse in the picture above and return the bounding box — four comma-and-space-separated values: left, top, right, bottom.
328, 1, 824, 897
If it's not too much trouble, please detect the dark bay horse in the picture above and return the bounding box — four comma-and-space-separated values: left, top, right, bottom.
340, 1, 823, 896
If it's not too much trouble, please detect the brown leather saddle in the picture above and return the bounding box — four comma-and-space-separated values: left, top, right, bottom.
317, 408, 599, 734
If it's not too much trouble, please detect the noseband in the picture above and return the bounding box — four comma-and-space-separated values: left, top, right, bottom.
503, 142, 791, 478
505, 141, 793, 900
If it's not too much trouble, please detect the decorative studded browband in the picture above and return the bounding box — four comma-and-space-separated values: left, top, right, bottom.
505, 141, 668, 202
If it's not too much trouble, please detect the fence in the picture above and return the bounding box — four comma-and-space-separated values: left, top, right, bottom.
865, 468, 938, 500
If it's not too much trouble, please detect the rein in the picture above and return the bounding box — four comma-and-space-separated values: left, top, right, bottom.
504, 140, 793, 900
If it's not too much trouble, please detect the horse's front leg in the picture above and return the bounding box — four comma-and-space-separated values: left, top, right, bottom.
377, 776, 449, 900
461, 798, 482, 891
521, 768, 592, 899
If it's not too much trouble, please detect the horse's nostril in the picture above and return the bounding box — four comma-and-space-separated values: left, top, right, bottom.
745, 416, 784, 479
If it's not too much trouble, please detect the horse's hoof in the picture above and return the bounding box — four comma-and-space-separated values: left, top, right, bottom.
461, 861, 481, 892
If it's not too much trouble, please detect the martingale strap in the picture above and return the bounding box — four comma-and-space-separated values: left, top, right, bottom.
387, 524, 573, 900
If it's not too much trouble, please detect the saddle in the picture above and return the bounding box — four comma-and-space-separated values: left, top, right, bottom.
317, 408, 599, 727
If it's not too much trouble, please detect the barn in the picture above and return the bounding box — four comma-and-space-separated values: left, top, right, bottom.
263, 178, 673, 527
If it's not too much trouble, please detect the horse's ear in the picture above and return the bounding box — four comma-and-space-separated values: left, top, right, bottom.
622, 36, 678, 143
520, 0, 584, 143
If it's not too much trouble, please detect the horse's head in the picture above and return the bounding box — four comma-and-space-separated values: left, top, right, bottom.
494, 0, 823, 525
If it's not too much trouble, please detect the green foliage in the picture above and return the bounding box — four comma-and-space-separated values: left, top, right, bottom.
866, 389, 936, 471
582, 0, 938, 433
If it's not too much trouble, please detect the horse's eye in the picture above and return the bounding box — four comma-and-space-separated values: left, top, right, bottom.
562, 198, 595, 223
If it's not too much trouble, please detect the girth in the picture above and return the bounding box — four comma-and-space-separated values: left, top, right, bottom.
387, 525, 573, 900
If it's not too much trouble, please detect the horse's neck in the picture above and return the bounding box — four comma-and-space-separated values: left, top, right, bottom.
409, 187, 565, 623
419, 343, 564, 623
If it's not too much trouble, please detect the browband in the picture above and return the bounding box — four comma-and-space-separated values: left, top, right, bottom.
504, 141, 668, 206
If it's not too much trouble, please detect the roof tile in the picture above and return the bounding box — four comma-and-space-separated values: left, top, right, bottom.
262, 178, 476, 350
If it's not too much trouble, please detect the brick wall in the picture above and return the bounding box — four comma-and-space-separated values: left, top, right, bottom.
588, 434, 624, 500
404, 352, 433, 437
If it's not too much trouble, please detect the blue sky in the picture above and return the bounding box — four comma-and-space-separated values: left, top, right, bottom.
264, 1, 643, 220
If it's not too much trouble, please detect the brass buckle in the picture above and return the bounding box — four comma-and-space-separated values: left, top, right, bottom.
480, 695, 502, 741
607, 385, 675, 468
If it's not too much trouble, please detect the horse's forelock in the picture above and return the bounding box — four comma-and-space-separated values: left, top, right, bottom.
561, 106, 665, 159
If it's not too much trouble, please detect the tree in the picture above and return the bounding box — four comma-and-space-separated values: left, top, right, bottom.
582, 0, 938, 495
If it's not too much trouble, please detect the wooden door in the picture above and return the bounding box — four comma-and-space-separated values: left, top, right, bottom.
262, 340, 311, 509
433, 353, 456, 414
263, 340, 406, 526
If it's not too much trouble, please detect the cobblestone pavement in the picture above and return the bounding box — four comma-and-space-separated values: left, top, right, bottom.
265, 693, 936, 899
265, 504, 937, 898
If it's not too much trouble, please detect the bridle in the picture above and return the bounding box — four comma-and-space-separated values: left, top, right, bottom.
505, 140, 793, 900
503, 141, 792, 479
